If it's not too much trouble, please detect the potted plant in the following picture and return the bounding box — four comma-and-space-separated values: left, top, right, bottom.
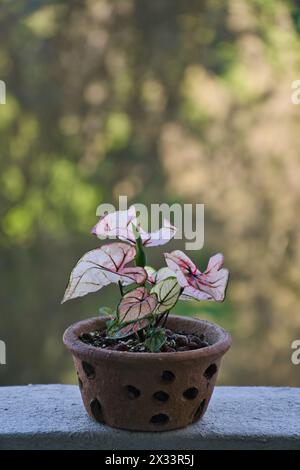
62, 206, 231, 431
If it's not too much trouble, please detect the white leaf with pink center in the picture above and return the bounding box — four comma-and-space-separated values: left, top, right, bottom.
92, 206, 176, 247
164, 251, 229, 302
62, 243, 146, 302
118, 286, 158, 323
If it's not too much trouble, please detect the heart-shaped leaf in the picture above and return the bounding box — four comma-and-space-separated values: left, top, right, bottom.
165, 250, 229, 302
98, 306, 113, 316
62, 243, 146, 302
145, 266, 176, 285
92, 205, 176, 247
151, 277, 182, 314
113, 318, 149, 339
143, 328, 167, 352
118, 287, 158, 323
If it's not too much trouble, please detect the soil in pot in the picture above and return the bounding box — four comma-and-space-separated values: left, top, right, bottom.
80, 327, 210, 352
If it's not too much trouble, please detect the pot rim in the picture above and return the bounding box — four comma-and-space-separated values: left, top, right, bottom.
63, 315, 232, 362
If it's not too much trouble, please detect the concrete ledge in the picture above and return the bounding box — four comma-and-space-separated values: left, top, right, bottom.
0, 385, 299, 450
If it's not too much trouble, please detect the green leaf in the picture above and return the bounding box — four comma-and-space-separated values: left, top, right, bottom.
143, 328, 167, 352
133, 224, 147, 267
105, 316, 120, 335
99, 306, 113, 316
151, 277, 182, 314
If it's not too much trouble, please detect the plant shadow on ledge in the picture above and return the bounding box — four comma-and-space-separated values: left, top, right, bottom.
62, 205, 231, 431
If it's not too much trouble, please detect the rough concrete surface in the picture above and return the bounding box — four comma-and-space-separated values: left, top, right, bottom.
0, 385, 299, 450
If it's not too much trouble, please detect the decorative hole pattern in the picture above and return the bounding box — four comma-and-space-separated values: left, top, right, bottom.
204, 363, 217, 380
82, 361, 95, 379
90, 398, 105, 423
153, 391, 169, 402
161, 370, 175, 382
150, 413, 169, 425
75, 344, 221, 430
183, 387, 198, 400
127, 385, 141, 399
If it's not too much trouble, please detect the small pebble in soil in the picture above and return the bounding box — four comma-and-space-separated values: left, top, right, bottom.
175, 334, 189, 347
80, 328, 210, 353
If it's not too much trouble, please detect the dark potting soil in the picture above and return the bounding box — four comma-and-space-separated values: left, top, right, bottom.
80, 328, 210, 353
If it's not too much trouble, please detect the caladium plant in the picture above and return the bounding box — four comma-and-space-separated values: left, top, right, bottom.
62, 206, 229, 351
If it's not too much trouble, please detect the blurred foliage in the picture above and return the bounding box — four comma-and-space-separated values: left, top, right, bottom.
1, 0, 300, 386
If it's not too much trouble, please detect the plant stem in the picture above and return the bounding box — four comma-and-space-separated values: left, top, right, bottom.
155, 310, 170, 328
162, 310, 170, 328
132, 224, 147, 267
118, 281, 124, 297
155, 312, 164, 327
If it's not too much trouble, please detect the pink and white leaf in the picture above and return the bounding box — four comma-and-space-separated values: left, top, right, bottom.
139, 219, 177, 247
118, 286, 158, 323
92, 206, 176, 247
92, 206, 137, 244
179, 286, 213, 301
164, 251, 196, 288
62, 243, 146, 303
114, 318, 150, 339
145, 266, 176, 285
200, 253, 229, 302
164, 250, 229, 303
206, 253, 225, 271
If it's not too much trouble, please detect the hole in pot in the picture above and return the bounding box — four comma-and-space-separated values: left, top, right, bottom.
161, 370, 175, 382
126, 385, 141, 399
150, 413, 169, 425
82, 361, 95, 379
90, 398, 105, 423
153, 391, 169, 402
204, 363, 217, 380
193, 399, 206, 422
183, 387, 198, 400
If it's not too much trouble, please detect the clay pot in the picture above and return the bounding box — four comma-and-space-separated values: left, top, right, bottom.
63, 315, 231, 431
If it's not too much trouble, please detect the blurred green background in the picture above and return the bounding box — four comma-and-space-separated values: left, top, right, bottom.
1, 0, 300, 386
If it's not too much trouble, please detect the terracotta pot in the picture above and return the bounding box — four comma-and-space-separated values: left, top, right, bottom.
63, 315, 231, 431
